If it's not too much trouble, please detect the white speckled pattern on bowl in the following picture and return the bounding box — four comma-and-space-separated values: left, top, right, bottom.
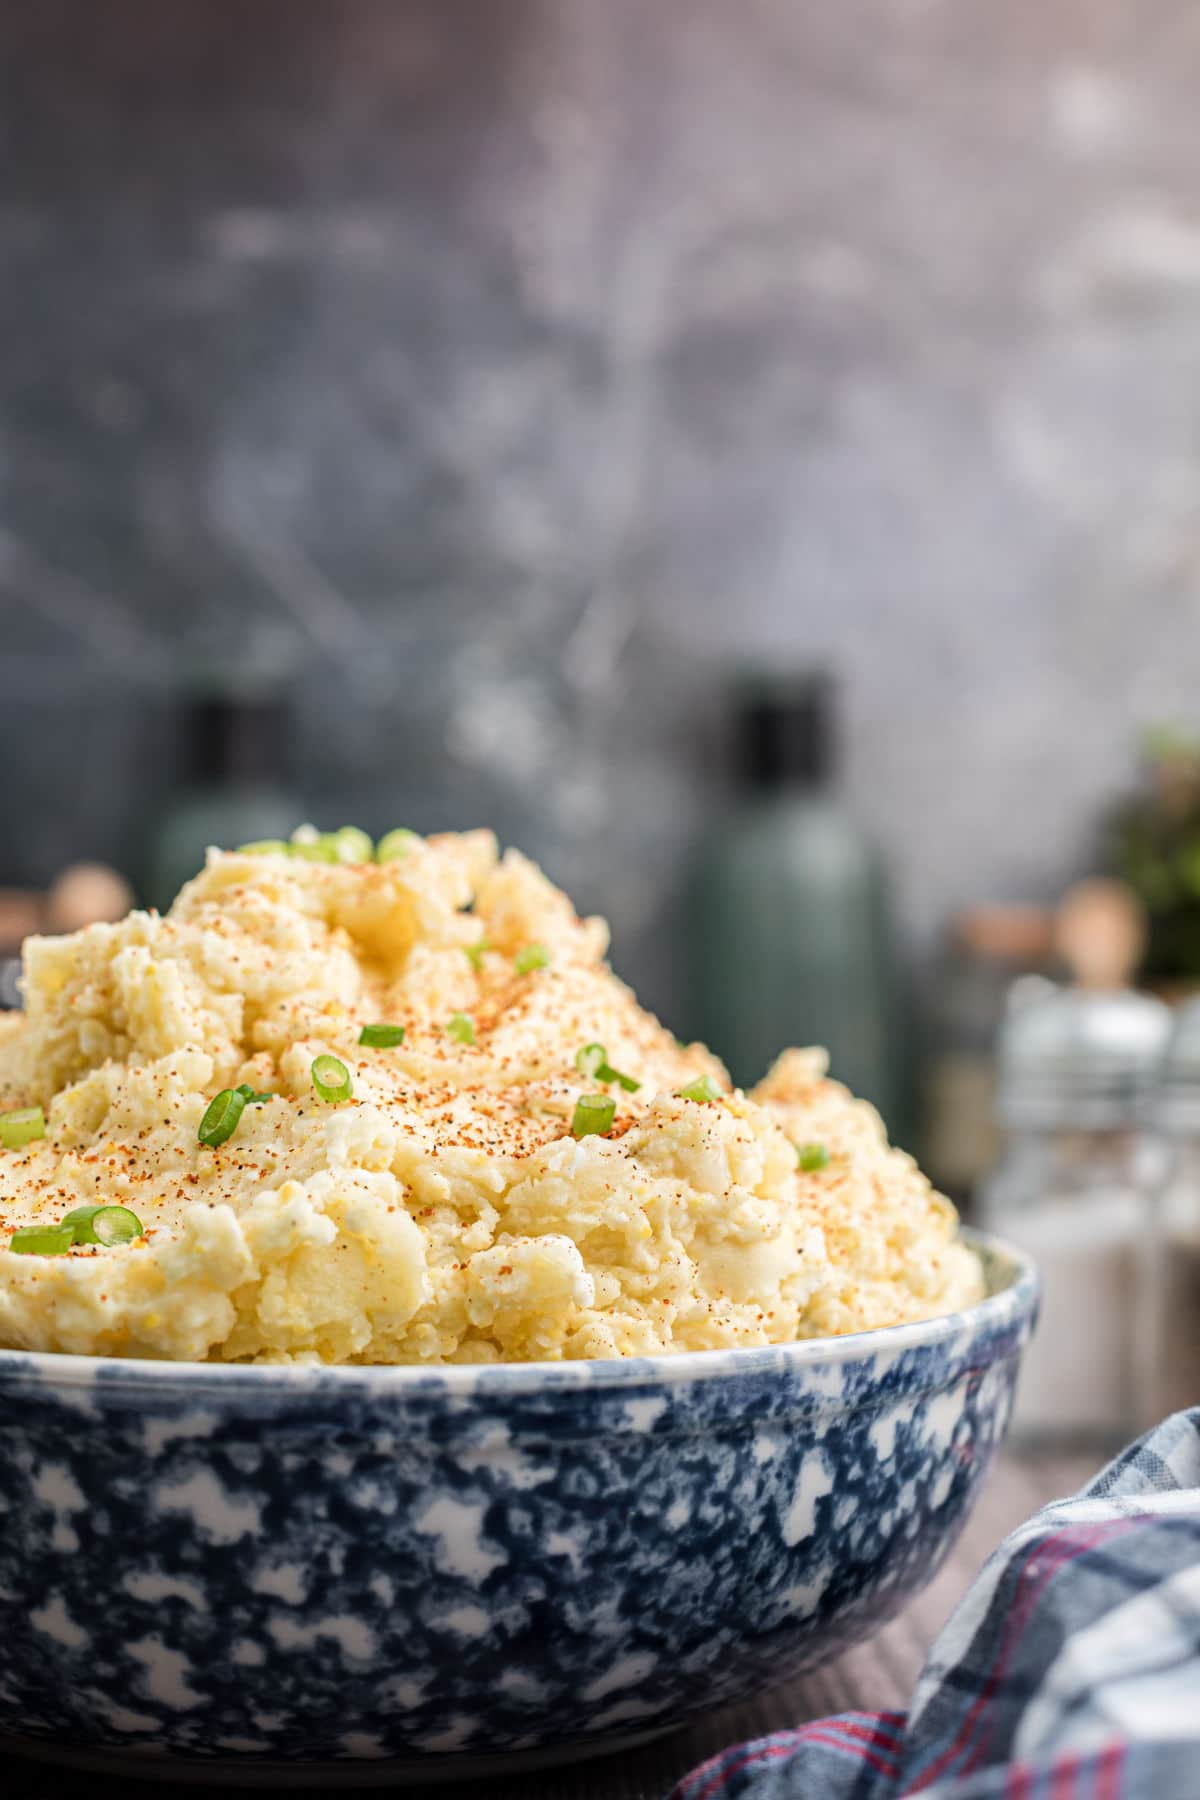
0, 1229, 1036, 1786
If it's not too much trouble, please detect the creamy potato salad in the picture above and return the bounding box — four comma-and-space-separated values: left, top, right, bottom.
0, 830, 982, 1363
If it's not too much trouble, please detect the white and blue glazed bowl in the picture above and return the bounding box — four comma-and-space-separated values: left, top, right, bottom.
0, 1228, 1035, 1786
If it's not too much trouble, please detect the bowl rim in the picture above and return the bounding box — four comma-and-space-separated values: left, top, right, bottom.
0, 1226, 1037, 1394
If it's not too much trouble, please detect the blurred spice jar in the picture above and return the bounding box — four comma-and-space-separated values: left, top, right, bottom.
921, 906, 1056, 1206
976, 982, 1169, 1449
1149, 999, 1200, 1420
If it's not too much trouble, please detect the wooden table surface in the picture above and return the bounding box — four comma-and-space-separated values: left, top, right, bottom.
2, 1451, 1099, 1800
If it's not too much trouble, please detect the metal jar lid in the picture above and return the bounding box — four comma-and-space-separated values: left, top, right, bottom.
996, 985, 1171, 1130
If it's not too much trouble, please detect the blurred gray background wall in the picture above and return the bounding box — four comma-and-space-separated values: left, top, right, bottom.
3, 0, 1200, 1016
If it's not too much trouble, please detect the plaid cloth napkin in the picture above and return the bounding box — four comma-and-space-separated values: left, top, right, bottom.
667, 1409, 1200, 1800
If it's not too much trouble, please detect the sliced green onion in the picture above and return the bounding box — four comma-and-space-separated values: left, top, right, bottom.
358, 1023, 406, 1048
574, 1043, 638, 1092
17, 1203, 146, 1253
605, 1067, 641, 1093
377, 829, 418, 863
572, 1094, 616, 1138
236, 1083, 275, 1106
9, 1224, 75, 1256
61, 1204, 104, 1239
90, 1205, 143, 1246
514, 943, 549, 975
796, 1142, 830, 1173
0, 1106, 45, 1150
311, 1054, 352, 1103
198, 1087, 246, 1148
289, 835, 338, 863
447, 1012, 476, 1046
330, 826, 374, 864
464, 939, 491, 971
235, 839, 290, 856
677, 1075, 723, 1104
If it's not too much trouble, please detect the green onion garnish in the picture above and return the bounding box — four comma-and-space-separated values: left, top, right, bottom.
377, 829, 418, 863
236, 1083, 275, 1106
0, 1106, 45, 1150
464, 939, 491, 971
447, 1012, 476, 1046
64, 1204, 141, 1246
93, 1205, 142, 1245
331, 826, 374, 864
17, 1204, 145, 1253
198, 1087, 247, 1148
311, 1054, 352, 1103
61, 1204, 104, 1238
796, 1142, 830, 1172
358, 1024, 406, 1048
572, 1094, 616, 1138
236, 839, 290, 855
288, 825, 338, 862
9, 1224, 75, 1256
514, 944, 549, 975
573, 1044, 640, 1093
65, 1205, 141, 1244
677, 1075, 723, 1104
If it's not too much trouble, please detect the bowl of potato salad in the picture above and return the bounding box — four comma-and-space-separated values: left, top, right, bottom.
0, 828, 1036, 1783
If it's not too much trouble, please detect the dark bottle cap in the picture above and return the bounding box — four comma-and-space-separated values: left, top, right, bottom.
181, 691, 290, 786
736, 670, 834, 789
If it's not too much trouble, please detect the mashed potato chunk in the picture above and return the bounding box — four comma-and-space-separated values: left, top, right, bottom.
0, 833, 982, 1362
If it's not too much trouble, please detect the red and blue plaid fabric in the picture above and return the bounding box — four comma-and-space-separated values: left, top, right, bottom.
668, 1410, 1200, 1800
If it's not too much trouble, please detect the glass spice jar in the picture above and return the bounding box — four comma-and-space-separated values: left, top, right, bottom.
1149, 999, 1200, 1421
921, 905, 1056, 1209
976, 985, 1170, 1449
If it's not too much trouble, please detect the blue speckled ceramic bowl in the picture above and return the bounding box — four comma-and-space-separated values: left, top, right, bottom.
0, 1229, 1035, 1787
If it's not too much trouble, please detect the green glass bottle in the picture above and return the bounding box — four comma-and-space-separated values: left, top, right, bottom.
687, 672, 905, 1133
